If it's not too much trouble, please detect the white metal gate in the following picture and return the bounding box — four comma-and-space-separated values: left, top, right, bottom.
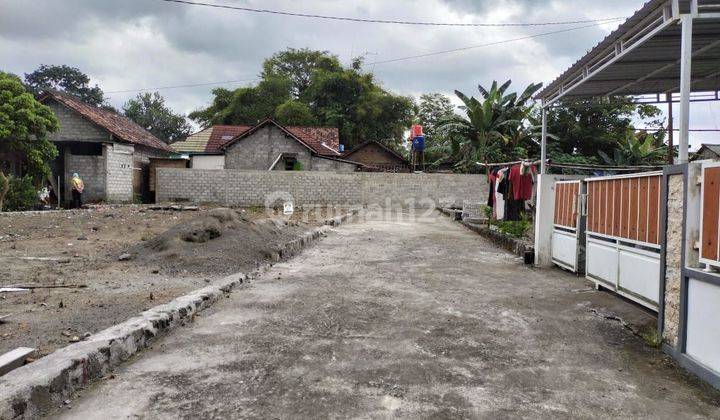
684, 162, 720, 374
552, 180, 584, 272
585, 172, 663, 311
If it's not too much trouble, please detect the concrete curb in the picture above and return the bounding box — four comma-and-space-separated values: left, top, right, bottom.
0, 211, 357, 419
438, 208, 533, 259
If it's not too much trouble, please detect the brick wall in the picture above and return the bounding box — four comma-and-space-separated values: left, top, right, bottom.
157, 169, 488, 208
105, 144, 134, 202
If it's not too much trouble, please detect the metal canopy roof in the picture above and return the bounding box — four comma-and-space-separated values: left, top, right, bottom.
537, 0, 720, 104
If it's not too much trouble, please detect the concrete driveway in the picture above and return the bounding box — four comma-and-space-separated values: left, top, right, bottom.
57, 213, 720, 419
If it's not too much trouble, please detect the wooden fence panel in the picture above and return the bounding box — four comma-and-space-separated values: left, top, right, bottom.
701, 166, 720, 263
586, 173, 662, 246
554, 181, 579, 229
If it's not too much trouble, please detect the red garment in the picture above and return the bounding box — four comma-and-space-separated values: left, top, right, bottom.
508, 164, 535, 201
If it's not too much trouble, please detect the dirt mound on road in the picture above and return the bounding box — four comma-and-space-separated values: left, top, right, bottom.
128, 208, 306, 276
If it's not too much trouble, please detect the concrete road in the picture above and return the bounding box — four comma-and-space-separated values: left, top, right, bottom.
57, 214, 720, 419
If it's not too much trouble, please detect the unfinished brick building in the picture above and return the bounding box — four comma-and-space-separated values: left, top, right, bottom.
39, 91, 172, 204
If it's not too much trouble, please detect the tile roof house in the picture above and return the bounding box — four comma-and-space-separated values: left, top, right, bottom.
691, 143, 720, 161
38, 90, 172, 204
342, 140, 410, 172
173, 118, 361, 172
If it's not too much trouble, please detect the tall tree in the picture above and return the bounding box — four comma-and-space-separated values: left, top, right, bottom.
0, 72, 59, 210
305, 63, 414, 148
414, 93, 456, 165
274, 100, 316, 126
541, 97, 664, 165
24, 64, 105, 106
415, 93, 455, 138
123, 92, 192, 144
189, 77, 291, 127
191, 49, 414, 149
262, 48, 342, 99
438, 80, 542, 171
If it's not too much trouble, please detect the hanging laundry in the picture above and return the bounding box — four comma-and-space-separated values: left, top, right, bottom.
508, 162, 535, 201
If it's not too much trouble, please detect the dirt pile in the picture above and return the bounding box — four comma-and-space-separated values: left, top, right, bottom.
127, 208, 307, 276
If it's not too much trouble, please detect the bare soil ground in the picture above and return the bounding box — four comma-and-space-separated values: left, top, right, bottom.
57, 214, 720, 419
0, 205, 329, 357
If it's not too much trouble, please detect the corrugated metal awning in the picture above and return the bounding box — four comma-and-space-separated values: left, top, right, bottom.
537, 0, 720, 104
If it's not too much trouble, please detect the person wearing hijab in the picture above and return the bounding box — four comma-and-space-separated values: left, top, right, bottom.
71, 173, 84, 209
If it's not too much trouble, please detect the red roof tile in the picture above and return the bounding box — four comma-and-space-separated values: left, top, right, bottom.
285, 126, 340, 156
220, 119, 341, 156
205, 125, 251, 153
40, 91, 172, 152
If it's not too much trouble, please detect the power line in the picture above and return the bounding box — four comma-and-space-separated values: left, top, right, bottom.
370, 22, 610, 65
103, 21, 611, 93
105, 78, 259, 93
158, 0, 626, 28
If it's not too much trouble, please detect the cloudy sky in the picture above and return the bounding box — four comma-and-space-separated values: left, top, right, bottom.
2, 0, 718, 149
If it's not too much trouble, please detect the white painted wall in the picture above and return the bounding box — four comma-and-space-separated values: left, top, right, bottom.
191, 155, 225, 170
686, 278, 720, 374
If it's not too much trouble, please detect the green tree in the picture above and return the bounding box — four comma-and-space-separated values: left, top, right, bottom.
598, 130, 667, 166
541, 97, 664, 166
123, 92, 192, 144
24, 64, 105, 106
415, 93, 455, 137
306, 64, 414, 148
414, 93, 457, 165
191, 49, 414, 149
274, 100, 316, 126
262, 48, 342, 99
438, 80, 542, 171
0, 72, 59, 210
189, 77, 291, 127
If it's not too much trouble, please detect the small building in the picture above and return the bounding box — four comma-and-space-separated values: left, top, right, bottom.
171, 125, 250, 169
342, 140, 409, 172
691, 143, 720, 161
39, 91, 172, 204
173, 118, 361, 172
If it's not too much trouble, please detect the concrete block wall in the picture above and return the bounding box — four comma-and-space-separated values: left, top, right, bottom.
225, 126, 313, 171
157, 169, 488, 208
104, 144, 134, 202
46, 100, 110, 142
63, 151, 105, 203
310, 157, 358, 173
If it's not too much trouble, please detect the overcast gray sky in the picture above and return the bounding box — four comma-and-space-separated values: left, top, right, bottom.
1, 0, 718, 149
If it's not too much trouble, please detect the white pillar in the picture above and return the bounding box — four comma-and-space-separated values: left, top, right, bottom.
541, 106, 548, 174
678, 14, 693, 163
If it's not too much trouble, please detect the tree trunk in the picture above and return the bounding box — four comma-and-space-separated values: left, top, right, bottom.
0, 171, 9, 211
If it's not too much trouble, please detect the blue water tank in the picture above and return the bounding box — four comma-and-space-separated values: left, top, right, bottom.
412, 136, 425, 151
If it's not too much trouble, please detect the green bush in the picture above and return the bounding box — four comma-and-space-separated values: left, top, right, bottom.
489, 214, 531, 239
4, 176, 37, 211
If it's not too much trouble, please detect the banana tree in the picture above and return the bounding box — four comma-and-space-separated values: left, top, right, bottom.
598, 130, 668, 166
438, 80, 543, 171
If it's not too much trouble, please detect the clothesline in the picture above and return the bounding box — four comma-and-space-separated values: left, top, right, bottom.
475, 159, 542, 168
476, 159, 662, 171
548, 162, 662, 171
